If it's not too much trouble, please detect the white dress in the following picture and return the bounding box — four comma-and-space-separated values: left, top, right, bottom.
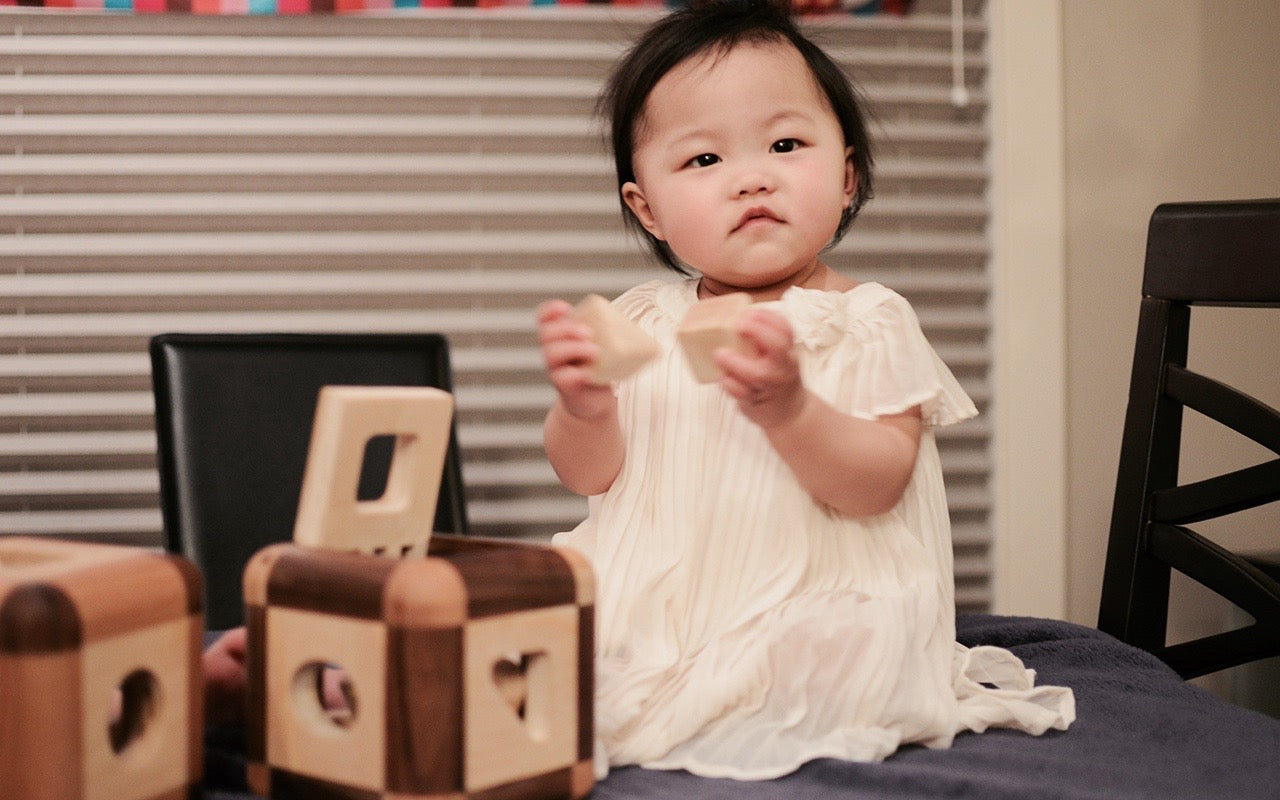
553, 278, 1075, 780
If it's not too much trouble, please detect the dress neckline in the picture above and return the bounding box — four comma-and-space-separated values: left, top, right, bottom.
653, 277, 888, 322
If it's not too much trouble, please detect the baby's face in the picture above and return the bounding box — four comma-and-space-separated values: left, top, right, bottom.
621, 40, 854, 294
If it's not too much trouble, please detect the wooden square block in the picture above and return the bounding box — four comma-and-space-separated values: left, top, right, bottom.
0, 537, 203, 800
293, 385, 454, 558
244, 535, 595, 800
676, 291, 752, 382
264, 607, 389, 790
574, 293, 660, 383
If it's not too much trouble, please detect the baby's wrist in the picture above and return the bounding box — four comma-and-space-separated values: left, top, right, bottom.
559, 394, 617, 424
756, 387, 811, 431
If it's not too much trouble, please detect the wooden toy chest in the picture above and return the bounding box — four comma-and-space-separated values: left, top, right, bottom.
243, 534, 595, 800
0, 536, 203, 800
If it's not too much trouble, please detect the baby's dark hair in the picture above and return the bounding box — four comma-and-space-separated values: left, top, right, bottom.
601, 0, 875, 274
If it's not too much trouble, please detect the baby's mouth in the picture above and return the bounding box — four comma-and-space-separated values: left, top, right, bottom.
733, 206, 783, 232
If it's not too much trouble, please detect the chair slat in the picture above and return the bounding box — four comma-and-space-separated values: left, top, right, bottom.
1157, 624, 1280, 680
1143, 198, 1280, 304
1165, 365, 1280, 453
1148, 523, 1280, 628
1150, 460, 1280, 525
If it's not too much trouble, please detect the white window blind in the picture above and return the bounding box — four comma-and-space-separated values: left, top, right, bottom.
0, 1, 991, 610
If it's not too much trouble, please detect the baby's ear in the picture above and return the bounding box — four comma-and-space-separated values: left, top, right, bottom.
621, 182, 665, 240
842, 147, 857, 208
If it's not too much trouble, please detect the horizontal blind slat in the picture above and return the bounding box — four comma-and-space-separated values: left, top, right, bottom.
0, 468, 157, 496
0, 192, 987, 218
0, 230, 990, 257
0, 306, 991, 338
0, 153, 982, 179
0, 7, 993, 609
0, 430, 156, 456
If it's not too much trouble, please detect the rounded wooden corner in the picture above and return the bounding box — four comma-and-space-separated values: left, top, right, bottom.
242, 543, 297, 608
0, 583, 82, 654
162, 552, 205, 618
384, 558, 468, 629
551, 546, 596, 609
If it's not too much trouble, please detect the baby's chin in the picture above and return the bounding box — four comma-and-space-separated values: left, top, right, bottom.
696, 262, 825, 293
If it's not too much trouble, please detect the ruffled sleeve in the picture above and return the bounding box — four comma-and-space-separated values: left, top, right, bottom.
610, 278, 693, 339
777, 283, 978, 427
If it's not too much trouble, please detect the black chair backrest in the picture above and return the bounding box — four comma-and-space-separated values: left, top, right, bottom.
1099, 198, 1280, 678
150, 332, 468, 630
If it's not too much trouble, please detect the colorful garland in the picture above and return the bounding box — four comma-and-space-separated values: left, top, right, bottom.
0, 0, 910, 16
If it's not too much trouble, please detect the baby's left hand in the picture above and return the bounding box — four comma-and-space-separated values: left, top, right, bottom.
715, 309, 807, 429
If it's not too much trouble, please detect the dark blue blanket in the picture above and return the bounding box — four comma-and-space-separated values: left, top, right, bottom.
207, 615, 1280, 800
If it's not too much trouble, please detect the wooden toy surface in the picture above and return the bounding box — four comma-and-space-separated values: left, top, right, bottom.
574, 293, 660, 383
292, 385, 454, 558
677, 291, 752, 383
0, 537, 202, 800
249, 384, 593, 798
244, 535, 595, 799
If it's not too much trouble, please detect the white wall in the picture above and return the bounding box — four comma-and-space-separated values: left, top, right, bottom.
1061, 0, 1280, 644
988, 0, 1068, 621
993, 0, 1280, 701
988, 0, 1280, 696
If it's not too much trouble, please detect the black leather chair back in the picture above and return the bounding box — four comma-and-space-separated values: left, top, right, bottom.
151, 332, 468, 630
1099, 199, 1280, 678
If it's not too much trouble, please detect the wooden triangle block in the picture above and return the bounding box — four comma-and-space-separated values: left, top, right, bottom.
573, 294, 660, 383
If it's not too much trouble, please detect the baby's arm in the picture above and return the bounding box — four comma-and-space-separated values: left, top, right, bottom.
537, 299, 625, 496
716, 308, 922, 517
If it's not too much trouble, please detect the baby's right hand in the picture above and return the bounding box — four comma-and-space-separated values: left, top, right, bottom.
536, 299, 617, 421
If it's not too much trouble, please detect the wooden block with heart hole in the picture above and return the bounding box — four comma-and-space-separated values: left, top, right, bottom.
243, 534, 595, 800
0, 536, 203, 800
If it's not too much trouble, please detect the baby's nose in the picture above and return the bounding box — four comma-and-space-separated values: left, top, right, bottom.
735, 172, 775, 196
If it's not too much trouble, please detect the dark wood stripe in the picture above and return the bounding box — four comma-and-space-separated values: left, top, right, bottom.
268, 768, 382, 800
428, 533, 499, 557
244, 602, 267, 764
0, 583, 81, 653
431, 538, 576, 618
385, 626, 464, 794
469, 767, 574, 800
265, 546, 396, 620
577, 604, 594, 761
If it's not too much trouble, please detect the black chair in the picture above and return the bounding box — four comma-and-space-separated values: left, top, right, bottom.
150, 332, 469, 630
1098, 198, 1280, 679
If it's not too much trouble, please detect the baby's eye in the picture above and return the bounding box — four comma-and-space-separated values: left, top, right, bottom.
770, 138, 803, 153
686, 153, 721, 168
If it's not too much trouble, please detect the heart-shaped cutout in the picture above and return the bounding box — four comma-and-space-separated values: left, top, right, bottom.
491, 651, 549, 740
492, 653, 531, 719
